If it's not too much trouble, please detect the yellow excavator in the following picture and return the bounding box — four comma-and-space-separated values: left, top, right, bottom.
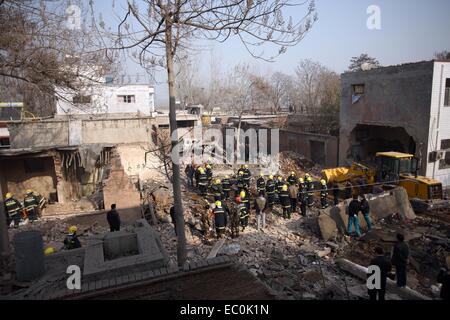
322, 151, 442, 201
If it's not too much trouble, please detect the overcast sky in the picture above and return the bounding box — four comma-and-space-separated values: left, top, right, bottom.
92, 0, 450, 108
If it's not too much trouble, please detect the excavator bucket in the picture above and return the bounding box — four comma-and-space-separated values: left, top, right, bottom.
321, 167, 351, 183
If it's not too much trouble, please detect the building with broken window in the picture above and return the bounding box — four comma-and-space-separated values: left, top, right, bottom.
339, 60, 450, 187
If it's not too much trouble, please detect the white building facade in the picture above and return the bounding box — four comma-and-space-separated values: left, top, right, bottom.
426, 61, 450, 186
56, 82, 155, 116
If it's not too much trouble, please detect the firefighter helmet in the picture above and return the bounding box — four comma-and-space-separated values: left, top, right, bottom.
68, 226, 77, 234
44, 247, 56, 255
5, 193, 12, 199
215, 200, 222, 207
240, 190, 246, 198
269, 175, 274, 180
282, 184, 288, 191
321, 179, 327, 185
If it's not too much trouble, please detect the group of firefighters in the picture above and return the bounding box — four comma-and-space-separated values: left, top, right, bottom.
3, 190, 44, 228
185, 163, 332, 238
3, 190, 82, 255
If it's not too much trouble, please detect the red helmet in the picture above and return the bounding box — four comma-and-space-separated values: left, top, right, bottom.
235, 196, 241, 203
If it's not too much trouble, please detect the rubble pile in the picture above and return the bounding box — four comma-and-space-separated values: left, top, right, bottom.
7, 219, 109, 251
279, 151, 323, 177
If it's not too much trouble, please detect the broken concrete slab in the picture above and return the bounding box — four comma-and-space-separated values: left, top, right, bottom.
317, 188, 416, 240
83, 219, 168, 278
207, 238, 225, 259
317, 214, 338, 241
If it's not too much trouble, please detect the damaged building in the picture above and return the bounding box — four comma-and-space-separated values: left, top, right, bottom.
339, 60, 450, 187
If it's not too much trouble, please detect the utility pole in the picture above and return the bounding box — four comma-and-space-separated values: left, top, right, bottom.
165, 13, 187, 267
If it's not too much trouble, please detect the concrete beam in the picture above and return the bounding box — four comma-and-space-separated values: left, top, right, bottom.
336, 258, 431, 300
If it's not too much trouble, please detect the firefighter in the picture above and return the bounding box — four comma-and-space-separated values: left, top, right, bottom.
240, 190, 250, 213
266, 175, 276, 209
213, 201, 227, 238
279, 184, 291, 219
221, 175, 232, 199
205, 164, 213, 187
320, 179, 329, 209
211, 179, 223, 201
299, 177, 306, 190
287, 171, 297, 186
237, 196, 249, 231
236, 170, 246, 193
298, 181, 308, 217
274, 175, 284, 204
242, 164, 251, 188
256, 172, 266, 196
276, 175, 285, 194
306, 176, 314, 207
197, 167, 208, 196
23, 189, 39, 222
63, 226, 82, 250
4, 193, 22, 228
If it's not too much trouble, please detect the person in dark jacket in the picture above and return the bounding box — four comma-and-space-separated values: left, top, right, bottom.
23, 189, 39, 222
63, 226, 81, 250
437, 257, 450, 301
279, 184, 291, 219
287, 171, 297, 185
298, 181, 308, 217
359, 195, 372, 231
106, 204, 121, 232
347, 195, 361, 237
367, 247, 392, 301
391, 233, 409, 288
170, 205, 177, 236
332, 181, 340, 205
256, 172, 266, 196
222, 175, 232, 199
185, 164, 195, 187
213, 201, 227, 238
4, 193, 22, 228
265, 175, 276, 209
344, 181, 353, 199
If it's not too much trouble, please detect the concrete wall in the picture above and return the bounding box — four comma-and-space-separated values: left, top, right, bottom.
56, 84, 155, 116
339, 61, 435, 173
8, 121, 69, 148
81, 118, 155, 144
280, 129, 338, 167
426, 62, 450, 186
0, 156, 57, 199
9, 116, 197, 149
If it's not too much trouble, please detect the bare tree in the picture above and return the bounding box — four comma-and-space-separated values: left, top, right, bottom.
295, 59, 340, 133
105, 0, 317, 266
0, 0, 117, 116
434, 50, 450, 60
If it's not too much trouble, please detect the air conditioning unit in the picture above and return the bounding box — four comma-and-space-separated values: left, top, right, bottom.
436, 150, 446, 160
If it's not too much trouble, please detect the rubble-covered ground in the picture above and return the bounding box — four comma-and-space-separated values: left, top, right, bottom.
4, 151, 449, 300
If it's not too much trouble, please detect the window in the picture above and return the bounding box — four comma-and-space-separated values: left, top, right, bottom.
352, 84, 365, 95
351, 84, 365, 104
117, 95, 135, 103
439, 139, 450, 169
72, 95, 92, 104
24, 158, 45, 173
444, 79, 450, 107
